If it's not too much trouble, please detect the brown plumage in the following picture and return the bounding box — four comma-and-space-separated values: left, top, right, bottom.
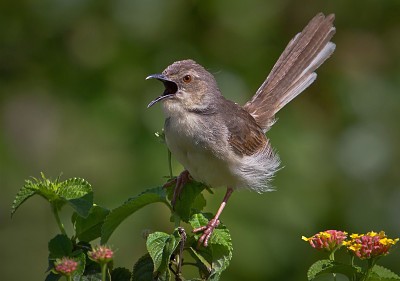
244, 13, 336, 132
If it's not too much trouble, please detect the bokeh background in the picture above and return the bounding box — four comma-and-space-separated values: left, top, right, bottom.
1, 0, 400, 280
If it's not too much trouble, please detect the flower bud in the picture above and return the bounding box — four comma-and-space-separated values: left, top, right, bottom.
88, 245, 114, 264
54, 257, 78, 276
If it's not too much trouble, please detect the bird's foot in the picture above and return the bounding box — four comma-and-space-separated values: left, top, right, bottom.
193, 218, 220, 247
163, 170, 191, 207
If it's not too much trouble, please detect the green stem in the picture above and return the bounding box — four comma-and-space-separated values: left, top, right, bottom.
168, 149, 173, 179
329, 250, 337, 281
52, 204, 67, 235
101, 263, 107, 281
329, 250, 336, 261
66, 275, 72, 281
362, 259, 376, 281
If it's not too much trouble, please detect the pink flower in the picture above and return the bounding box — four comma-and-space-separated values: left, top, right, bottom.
88, 245, 114, 264
343, 231, 399, 260
302, 230, 348, 252
54, 257, 78, 276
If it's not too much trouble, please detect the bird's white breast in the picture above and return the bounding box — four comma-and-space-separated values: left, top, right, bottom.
163, 103, 240, 188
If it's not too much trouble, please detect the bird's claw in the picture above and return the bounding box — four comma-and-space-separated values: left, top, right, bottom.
193, 218, 220, 247
163, 170, 191, 207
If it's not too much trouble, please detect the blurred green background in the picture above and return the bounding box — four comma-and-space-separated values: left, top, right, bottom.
1, 0, 400, 280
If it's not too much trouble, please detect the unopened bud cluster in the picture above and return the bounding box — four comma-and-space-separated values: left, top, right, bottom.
88, 245, 114, 264
54, 257, 78, 276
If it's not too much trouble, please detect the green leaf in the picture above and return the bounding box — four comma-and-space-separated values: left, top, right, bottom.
188, 246, 212, 273
110, 267, 132, 281
11, 179, 38, 217
72, 205, 110, 242
101, 186, 168, 244
146, 230, 181, 275
171, 181, 207, 222
369, 265, 400, 280
45, 272, 61, 281
307, 259, 361, 281
132, 254, 155, 281
58, 177, 93, 218
48, 234, 73, 259
189, 213, 233, 280
11, 174, 93, 217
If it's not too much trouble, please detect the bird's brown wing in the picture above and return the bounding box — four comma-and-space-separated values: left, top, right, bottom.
244, 13, 336, 132
225, 101, 268, 156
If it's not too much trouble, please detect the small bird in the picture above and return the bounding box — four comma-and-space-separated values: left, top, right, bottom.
147, 13, 336, 247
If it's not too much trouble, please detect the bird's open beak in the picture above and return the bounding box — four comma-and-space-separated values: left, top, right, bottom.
146, 74, 178, 108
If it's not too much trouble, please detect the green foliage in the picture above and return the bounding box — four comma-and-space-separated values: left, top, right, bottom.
146, 231, 181, 274
72, 205, 110, 242
307, 260, 361, 281
110, 268, 132, 281
190, 213, 233, 279
132, 254, 155, 281
369, 266, 400, 281
169, 181, 207, 222
11, 173, 93, 218
48, 234, 74, 259
11, 173, 234, 281
101, 186, 168, 244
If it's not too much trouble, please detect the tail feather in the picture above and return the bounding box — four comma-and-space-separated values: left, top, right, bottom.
244, 13, 336, 132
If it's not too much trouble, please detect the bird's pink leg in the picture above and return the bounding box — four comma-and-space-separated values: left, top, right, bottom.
193, 187, 234, 247
163, 170, 191, 207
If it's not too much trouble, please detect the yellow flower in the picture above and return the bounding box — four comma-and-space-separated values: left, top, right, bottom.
302, 230, 347, 252
345, 231, 399, 260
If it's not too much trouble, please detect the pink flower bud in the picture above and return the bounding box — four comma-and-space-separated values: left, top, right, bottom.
54, 257, 78, 276
88, 245, 114, 264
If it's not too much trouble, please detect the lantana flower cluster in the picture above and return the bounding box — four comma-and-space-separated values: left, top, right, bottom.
303, 230, 399, 260
88, 245, 114, 264
54, 257, 78, 276
302, 230, 348, 252
343, 231, 399, 260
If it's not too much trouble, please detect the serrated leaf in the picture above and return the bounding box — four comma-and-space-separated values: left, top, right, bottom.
58, 178, 93, 218
58, 177, 92, 199
12, 175, 93, 217
48, 234, 73, 259
189, 213, 232, 280
72, 205, 110, 242
11, 181, 37, 217
369, 265, 400, 280
171, 181, 207, 222
132, 254, 155, 281
146, 231, 181, 275
101, 187, 168, 243
110, 267, 132, 281
307, 259, 361, 281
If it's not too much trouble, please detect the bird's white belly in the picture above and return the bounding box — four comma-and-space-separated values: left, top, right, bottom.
164, 115, 238, 188
179, 145, 236, 188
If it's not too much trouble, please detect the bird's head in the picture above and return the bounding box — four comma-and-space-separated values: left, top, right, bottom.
146, 59, 221, 112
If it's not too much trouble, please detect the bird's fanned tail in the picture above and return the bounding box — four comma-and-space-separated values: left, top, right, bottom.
244, 13, 336, 132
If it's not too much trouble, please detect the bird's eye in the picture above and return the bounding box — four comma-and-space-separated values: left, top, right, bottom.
182, 75, 192, 83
